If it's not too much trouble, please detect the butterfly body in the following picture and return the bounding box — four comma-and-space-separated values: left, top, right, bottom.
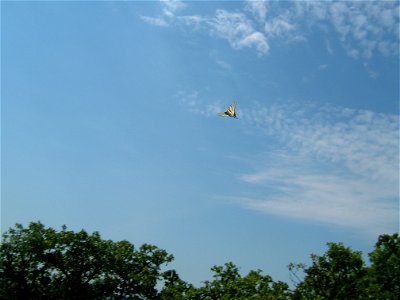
218, 102, 237, 118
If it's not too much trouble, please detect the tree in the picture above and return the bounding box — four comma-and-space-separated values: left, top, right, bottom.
0, 222, 174, 299
291, 242, 367, 300
2, 221, 399, 299
367, 233, 400, 299
158, 270, 195, 300
190, 262, 291, 300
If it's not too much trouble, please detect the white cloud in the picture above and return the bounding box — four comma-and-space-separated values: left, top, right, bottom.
140, 0, 187, 28
140, 1, 398, 68
301, 1, 400, 59
161, 0, 187, 16
209, 9, 269, 55
235, 102, 399, 237
363, 62, 379, 79
176, 90, 223, 117
141, 1, 399, 60
238, 31, 269, 55
215, 59, 232, 71
245, 0, 267, 23
210, 10, 253, 42
264, 15, 295, 38
140, 16, 169, 27
177, 15, 204, 29
239, 163, 398, 237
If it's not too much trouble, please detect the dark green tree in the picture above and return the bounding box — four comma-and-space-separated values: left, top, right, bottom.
158, 270, 195, 300
3, 221, 399, 299
0, 222, 174, 299
291, 242, 367, 300
190, 262, 291, 300
367, 233, 400, 299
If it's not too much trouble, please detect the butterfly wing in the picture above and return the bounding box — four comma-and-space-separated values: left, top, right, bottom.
218, 102, 237, 118
226, 102, 236, 117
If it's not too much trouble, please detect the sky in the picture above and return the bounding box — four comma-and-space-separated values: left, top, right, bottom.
2, 0, 399, 287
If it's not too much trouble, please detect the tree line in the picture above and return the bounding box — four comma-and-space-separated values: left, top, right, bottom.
0, 222, 398, 299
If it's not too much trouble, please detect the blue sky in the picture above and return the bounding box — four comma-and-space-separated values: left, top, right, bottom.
2, 0, 399, 286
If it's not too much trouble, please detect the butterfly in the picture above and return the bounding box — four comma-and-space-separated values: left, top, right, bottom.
218, 102, 237, 118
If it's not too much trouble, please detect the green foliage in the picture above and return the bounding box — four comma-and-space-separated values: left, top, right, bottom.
190, 262, 291, 300
290, 234, 400, 300
0, 222, 173, 299
292, 242, 367, 300
367, 233, 400, 299
1, 222, 399, 299
158, 270, 195, 300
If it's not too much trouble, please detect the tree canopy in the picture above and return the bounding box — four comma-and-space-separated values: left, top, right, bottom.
0, 222, 173, 299
290, 242, 367, 299
0, 222, 398, 299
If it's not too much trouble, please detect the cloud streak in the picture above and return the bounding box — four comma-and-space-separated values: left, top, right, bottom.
141, 0, 399, 59
140, 0, 187, 27
178, 94, 399, 237
245, 0, 267, 23
235, 103, 399, 237
149, 1, 399, 237
208, 9, 269, 55
296, 1, 400, 58
140, 15, 169, 27
176, 90, 223, 117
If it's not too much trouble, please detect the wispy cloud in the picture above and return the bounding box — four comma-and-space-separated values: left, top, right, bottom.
141, 1, 271, 56
176, 90, 223, 117
140, 0, 187, 27
264, 14, 295, 38
245, 0, 267, 23
234, 103, 399, 237
297, 1, 400, 59
363, 62, 379, 79
208, 9, 269, 55
177, 15, 204, 29
140, 1, 399, 60
239, 163, 398, 237
140, 16, 169, 27
161, 0, 187, 16
215, 59, 232, 71
179, 96, 398, 237
143, 2, 399, 236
